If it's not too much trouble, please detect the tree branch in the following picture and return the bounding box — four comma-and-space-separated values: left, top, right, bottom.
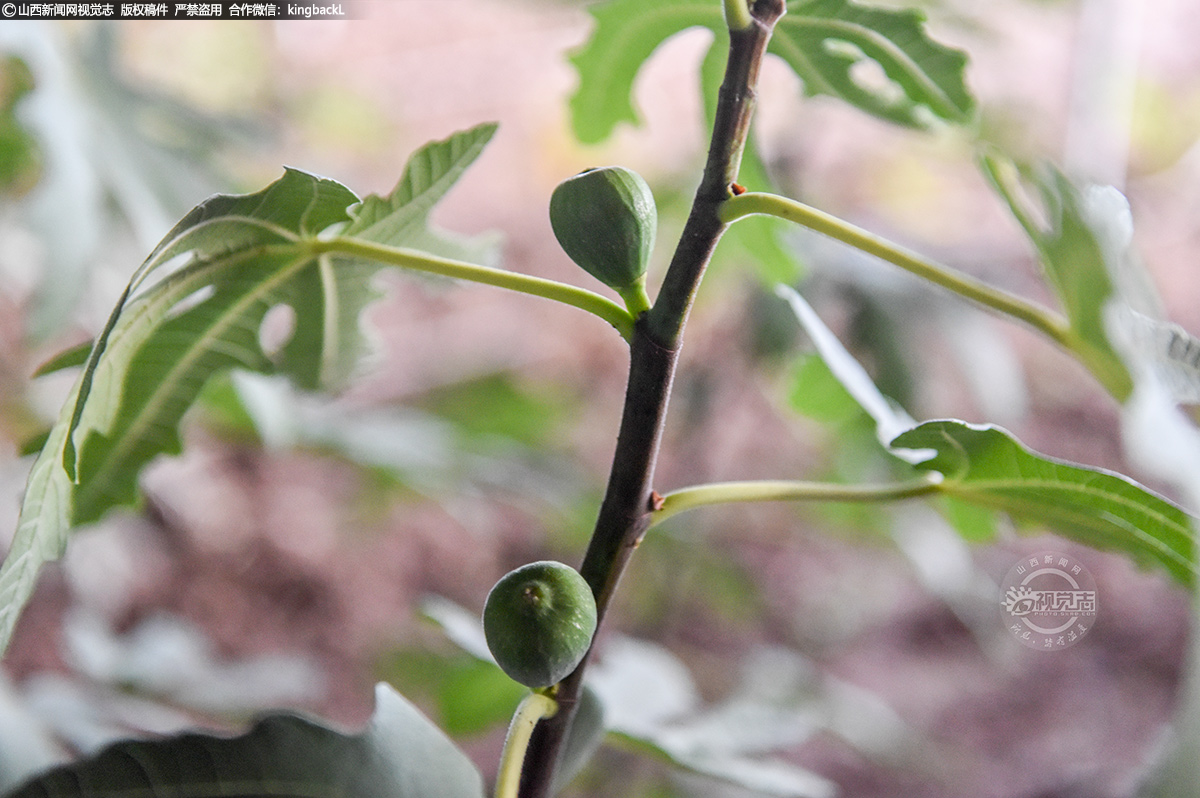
516, 2, 786, 796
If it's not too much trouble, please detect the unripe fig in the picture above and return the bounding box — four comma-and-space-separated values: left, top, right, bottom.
549, 166, 657, 293
483, 560, 598, 689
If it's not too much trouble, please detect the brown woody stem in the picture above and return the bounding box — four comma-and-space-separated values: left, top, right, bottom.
516, 3, 786, 796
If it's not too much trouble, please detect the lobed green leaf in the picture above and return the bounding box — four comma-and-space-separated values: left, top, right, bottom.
62, 167, 360, 479
567, 0, 974, 147
1, 126, 500, 655
892, 420, 1198, 587
3, 683, 484, 798
345, 121, 498, 261
779, 286, 1199, 579
568, 0, 722, 144
772, 0, 975, 128
2, 169, 357, 656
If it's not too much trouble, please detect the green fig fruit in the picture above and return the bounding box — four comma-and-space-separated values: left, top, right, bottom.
549, 166, 657, 295
483, 560, 598, 689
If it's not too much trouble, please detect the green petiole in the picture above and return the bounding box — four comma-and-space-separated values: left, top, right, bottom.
719, 191, 1072, 349
649, 475, 943, 528
724, 0, 753, 31
617, 277, 653, 318
309, 236, 637, 342
495, 691, 559, 798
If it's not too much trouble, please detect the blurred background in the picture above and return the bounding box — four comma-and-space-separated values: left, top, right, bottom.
1, 1, 1199, 796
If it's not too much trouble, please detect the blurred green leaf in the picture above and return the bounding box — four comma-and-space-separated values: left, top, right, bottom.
438, 659, 527, 737
8, 25, 262, 339
787, 353, 862, 424
718, 185, 804, 285
30, 339, 92, 378
417, 373, 569, 448
223, 371, 461, 490
556, 685, 608, 793
15, 430, 49, 459
192, 371, 260, 442
4, 683, 484, 798
982, 153, 1133, 400
0, 55, 40, 195
591, 639, 914, 798
771, 0, 975, 128
707, 146, 806, 286
743, 287, 804, 364
568, 0, 721, 145
777, 286, 916, 455
618, 531, 763, 631
892, 420, 1197, 587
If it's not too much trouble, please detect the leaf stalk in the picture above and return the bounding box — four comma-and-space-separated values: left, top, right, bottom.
310, 237, 636, 341
495, 692, 558, 798
649, 475, 943, 527
724, 0, 753, 31
720, 191, 1073, 347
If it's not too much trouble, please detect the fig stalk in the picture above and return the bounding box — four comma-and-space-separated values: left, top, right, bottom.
494, 692, 558, 798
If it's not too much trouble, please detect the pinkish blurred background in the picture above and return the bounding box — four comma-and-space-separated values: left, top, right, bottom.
1, 1, 1199, 796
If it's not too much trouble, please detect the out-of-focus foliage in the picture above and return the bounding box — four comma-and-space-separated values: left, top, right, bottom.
0, 56, 40, 196
0, 25, 260, 339
4, 684, 485, 798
